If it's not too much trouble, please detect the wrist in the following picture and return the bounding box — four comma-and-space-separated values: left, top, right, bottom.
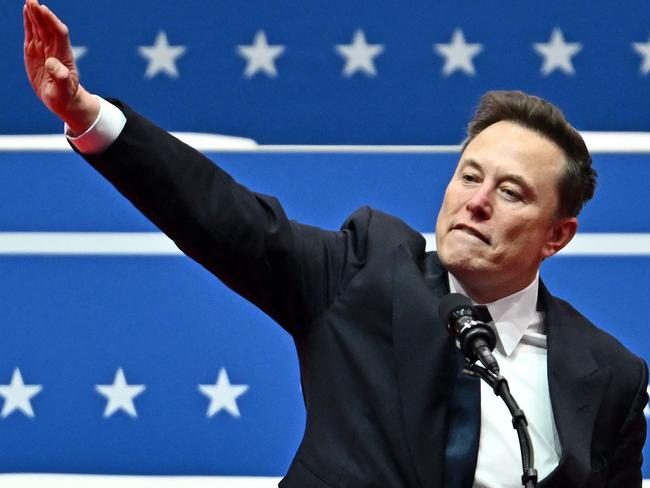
59, 86, 100, 136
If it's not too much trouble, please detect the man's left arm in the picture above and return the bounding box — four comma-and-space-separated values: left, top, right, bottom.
606, 357, 649, 487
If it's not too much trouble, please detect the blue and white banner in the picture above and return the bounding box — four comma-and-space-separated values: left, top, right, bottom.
3, 0, 650, 482
0, 144, 648, 481
4, 0, 650, 143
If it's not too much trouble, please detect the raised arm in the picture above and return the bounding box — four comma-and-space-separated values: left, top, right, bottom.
23, 0, 99, 134
21, 0, 367, 336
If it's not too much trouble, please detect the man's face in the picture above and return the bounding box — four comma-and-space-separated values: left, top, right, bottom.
435, 120, 576, 303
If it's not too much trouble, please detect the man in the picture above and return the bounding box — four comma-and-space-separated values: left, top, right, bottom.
23, 1, 648, 486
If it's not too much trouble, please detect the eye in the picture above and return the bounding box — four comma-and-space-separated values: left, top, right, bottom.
499, 186, 523, 202
461, 172, 480, 184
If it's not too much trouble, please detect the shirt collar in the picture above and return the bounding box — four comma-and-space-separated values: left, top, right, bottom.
447, 273, 541, 356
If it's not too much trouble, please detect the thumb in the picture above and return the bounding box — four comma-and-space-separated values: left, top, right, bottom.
45, 57, 70, 82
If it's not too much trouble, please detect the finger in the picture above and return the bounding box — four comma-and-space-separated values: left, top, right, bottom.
45, 57, 70, 81
38, 5, 58, 42
28, 1, 48, 41
36, 3, 55, 35
40, 6, 75, 67
26, 0, 39, 24
25, 2, 46, 47
26, 2, 44, 42
23, 5, 33, 44
25, 1, 37, 37
40, 5, 69, 41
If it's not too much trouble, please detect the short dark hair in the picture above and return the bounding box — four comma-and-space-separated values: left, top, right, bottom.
462, 91, 596, 218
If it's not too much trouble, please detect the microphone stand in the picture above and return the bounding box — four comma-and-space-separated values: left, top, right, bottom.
465, 361, 538, 488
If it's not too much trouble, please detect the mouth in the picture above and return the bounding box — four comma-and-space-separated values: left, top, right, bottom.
452, 224, 490, 244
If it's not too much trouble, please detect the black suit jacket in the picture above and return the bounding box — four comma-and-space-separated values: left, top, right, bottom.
80, 100, 648, 487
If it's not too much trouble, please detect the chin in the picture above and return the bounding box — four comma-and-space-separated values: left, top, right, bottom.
437, 246, 488, 277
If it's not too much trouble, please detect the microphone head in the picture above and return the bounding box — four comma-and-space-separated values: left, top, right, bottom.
439, 293, 499, 371
438, 293, 473, 329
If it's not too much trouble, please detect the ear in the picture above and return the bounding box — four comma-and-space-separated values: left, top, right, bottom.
542, 217, 577, 259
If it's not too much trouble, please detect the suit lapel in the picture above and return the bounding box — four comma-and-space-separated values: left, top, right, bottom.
392, 246, 456, 488
390, 250, 610, 487
538, 282, 611, 487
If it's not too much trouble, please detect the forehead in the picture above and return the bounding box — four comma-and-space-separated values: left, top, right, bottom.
461, 120, 566, 179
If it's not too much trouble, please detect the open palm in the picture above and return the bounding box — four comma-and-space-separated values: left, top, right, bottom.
23, 0, 79, 115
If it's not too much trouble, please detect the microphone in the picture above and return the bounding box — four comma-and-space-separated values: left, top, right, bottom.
438, 293, 500, 375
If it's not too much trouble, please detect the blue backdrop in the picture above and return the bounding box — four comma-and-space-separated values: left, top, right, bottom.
2, 0, 650, 480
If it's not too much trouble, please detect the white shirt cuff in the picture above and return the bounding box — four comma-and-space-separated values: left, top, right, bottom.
65, 96, 127, 154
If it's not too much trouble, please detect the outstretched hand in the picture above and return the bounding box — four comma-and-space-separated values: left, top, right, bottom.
23, 0, 99, 134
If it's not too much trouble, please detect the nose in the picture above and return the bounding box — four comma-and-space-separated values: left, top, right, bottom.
466, 183, 493, 220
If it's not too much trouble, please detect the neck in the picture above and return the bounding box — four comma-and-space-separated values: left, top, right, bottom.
450, 272, 539, 304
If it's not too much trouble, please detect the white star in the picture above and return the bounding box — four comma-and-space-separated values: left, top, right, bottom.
95, 368, 146, 418
237, 31, 285, 78
534, 28, 582, 76
0, 368, 42, 418
198, 368, 249, 418
434, 28, 483, 76
335, 29, 385, 77
71, 46, 87, 62
632, 36, 650, 75
138, 31, 187, 79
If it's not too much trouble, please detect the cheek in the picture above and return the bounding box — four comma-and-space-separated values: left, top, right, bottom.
438, 186, 464, 216
435, 207, 446, 235
499, 221, 549, 255
436, 189, 454, 230
500, 213, 538, 237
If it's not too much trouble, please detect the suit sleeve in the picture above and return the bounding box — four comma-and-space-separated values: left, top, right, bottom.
605, 357, 648, 487
78, 99, 368, 336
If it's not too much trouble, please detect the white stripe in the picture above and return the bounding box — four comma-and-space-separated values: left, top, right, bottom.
0, 134, 459, 153
0, 232, 649, 256
0, 474, 280, 487
253, 144, 462, 153
0, 474, 648, 487
416, 232, 650, 256
558, 233, 650, 256
580, 131, 650, 153
4, 132, 650, 153
421, 233, 650, 256
0, 133, 257, 152
0, 232, 182, 255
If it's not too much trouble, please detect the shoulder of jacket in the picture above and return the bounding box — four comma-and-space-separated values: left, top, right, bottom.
341, 206, 425, 258
552, 295, 647, 385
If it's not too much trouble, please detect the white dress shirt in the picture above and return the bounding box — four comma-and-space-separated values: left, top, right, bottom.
449, 274, 561, 487
68, 98, 562, 487
65, 96, 126, 153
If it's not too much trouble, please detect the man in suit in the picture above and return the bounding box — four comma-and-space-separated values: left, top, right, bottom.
23, 1, 648, 486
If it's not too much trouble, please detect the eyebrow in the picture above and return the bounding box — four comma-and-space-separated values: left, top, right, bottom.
459, 158, 537, 198
458, 158, 482, 173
